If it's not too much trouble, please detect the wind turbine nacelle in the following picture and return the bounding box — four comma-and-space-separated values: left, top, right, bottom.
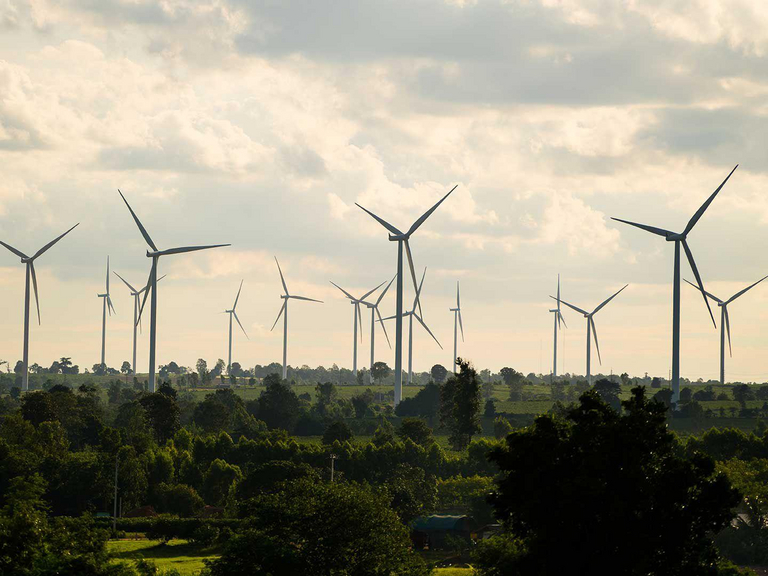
388, 233, 409, 242
98, 293, 108, 298
666, 232, 685, 241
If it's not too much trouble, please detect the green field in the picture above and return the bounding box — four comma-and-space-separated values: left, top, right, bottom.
108, 540, 219, 575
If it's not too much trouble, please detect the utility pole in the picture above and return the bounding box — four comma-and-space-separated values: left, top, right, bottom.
329, 454, 338, 483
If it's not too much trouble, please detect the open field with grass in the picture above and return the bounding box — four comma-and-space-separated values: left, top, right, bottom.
108, 540, 220, 575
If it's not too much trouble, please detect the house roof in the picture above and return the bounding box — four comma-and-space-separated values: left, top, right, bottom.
412, 515, 469, 531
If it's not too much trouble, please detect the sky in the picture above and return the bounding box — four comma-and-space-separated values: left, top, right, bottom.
1, 0, 768, 382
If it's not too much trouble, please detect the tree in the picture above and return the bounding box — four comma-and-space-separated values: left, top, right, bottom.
484, 398, 497, 418
733, 384, 756, 407
430, 364, 448, 384
205, 479, 429, 576
120, 361, 132, 376
651, 376, 662, 389
91, 363, 107, 376
196, 358, 210, 385
680, 387, 693, 404
193, 397, 231, 433
256, 374, 302, 432
13, 361, 23, 375
439, 359, 482, 451
371, 362, 391, 384
499, 367, 523, 387
204, 458, 242, 507
350, 388, 375, 418
593, 378, 621, 411
480, 387, 740, 574
229, 362, 243, 377
138, 391, 180, 443
397, 418, 434, 447
322, 421, 353, 445
395, 382, 441, 417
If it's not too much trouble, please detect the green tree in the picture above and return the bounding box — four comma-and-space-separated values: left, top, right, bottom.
322, 421, 353, 445
205, 479, 428, 576
371, 362, 391, 384
255, 374, 301, 432
120, 361, 132, 376
499, 367, 523, 386
203, 459, 242, 507
397, 418, 434, 447
593, 378, 621, 411
395, 382, 441, 417
430, 364, 448, 384
138, 391, 180, 443
439, 359, 482, 451
350, 388, 375, 418
480, 387, 740, 575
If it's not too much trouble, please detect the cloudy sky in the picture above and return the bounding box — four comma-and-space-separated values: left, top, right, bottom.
1, 0, 768, 381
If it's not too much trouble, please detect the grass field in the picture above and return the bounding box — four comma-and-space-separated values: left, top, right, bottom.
108, 539, 219, 575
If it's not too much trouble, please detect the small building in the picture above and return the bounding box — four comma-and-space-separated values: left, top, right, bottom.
411, 515, 473, 550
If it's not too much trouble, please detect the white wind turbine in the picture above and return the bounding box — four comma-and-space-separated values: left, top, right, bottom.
356, 185, 456, 405
363, 275, 395, 385
97, 256, 116, 367
330, 280, 386, 378
548, 274, 567, 378
381, 268, 442, 385
271, 257, 323, 380
449, 281, 464, 374
685, 275, 768, 385
0, 223, 79, 391
113, 269, 165, 376
223, 280, 248, 375
553, 284, 628, 383
118, 190, 229, 392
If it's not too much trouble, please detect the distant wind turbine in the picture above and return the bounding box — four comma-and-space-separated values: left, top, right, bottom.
97, 256, 116, 367
113, 269, 165, 376
450, 281, 464, 373
118, 190, 229, 392
0, 223, 79, 391
685, 275, 768, 385
224, 280, 248, 375
612, 165, 737, 405
271, 257, 323, 380
330, 280, 386, 377
381, 268, 442, 385
356, 185, 456, 405
548, 275, 567, 378
363, 275, 395, 385
553, 284, 628, 383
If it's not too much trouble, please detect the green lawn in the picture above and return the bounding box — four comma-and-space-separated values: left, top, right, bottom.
434, 569, 474, 575
108, 539, 219, 575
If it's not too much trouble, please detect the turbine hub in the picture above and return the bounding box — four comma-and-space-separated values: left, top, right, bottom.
666, 232, 685, 242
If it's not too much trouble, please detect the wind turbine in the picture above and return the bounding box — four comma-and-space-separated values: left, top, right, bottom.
450, 281, 464, 373
118, 190, 229, 392
363, 275, 395, 385
330, 280, 385, 378
548, 275, 567, 378
553, 284, 628, 383
271, 257, 323, 380
113, 269, 165, 376
612, 165, 737, 405
97, 256, 116, 368
356, 184, 457, 405
685, 275, 768, 385
224, 280, 248, 375
0, 223, 79, 391
381, 268, 442, 386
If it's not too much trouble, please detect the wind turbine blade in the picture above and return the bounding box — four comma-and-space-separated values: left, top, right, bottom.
724, 306, 732, 358
137, 296, 143, 333
590, 317, 602, 365
682, 239, 716, 328
290, 295, 323, 303
107, 295, 116, 316
233, 310, 248, 339
137, 261, 155, 327
725, 274, 768, 305
683, 278, 722, 303
330, 281, 355, 301
360, 281, 386, 303
375, 275, 397, 306
406, 185, 457, 237
458, 309, 464, 342
31, 223, 79, 260
114, 271, 137, 293
354, 203, 404, 236
139, 273, 167, 295
457, 281, 461, 309
550, 296, 588, 316
413, 267, 427, 311
611, 218, 671, 238
30, 262, 41, 325
379, 313, 398, 322
592, 284, 628, 316
404, 240, 421, 317
275, 257, 289, 295
376, 308, 392, 349
270, 301, 286, 331
558, 311, 568, 329
0, 240, 28, 259
683, 165, 738, 236
154, 244, 229, 256
233, 279, 243, 310
106, 256, 110, 293
118, 190, 157, 251
357, 303, 363, 342
414, 313, 443, 349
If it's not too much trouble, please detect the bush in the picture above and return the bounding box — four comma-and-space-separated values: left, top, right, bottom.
322, 421, 353, 445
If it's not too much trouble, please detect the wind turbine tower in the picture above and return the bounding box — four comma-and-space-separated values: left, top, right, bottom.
114, 270, 163, 376
355, 185, 456, 405
97, 256, 116, 367
549, 275, 566, 378
224, 280, 248, 375
330, 280, 385, 377
450, 281, 464, 373
612, 165, 737, 405
363, 276, 395, 384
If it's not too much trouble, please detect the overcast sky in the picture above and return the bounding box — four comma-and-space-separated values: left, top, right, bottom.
2, 0, 768, 381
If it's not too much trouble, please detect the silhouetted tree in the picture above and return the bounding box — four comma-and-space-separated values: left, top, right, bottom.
440, 358, 481, 451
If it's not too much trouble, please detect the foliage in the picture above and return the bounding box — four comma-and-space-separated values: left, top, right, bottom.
254, 374, 301, 432
440, 359, 482, 451
483, 387, 740, 574
397, 418, 434, 447
430, 364, 449, 384
322, 421, 353, 445
395, 382, 441, 417
371, 362, 392, 384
